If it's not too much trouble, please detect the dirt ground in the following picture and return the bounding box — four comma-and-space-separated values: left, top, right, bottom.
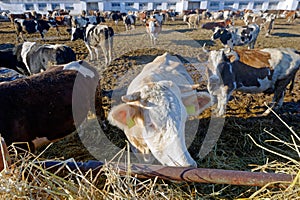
1, 17, 300, 197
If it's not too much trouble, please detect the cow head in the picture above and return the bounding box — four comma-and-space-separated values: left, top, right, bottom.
211, 27, 231, 43
205, 49, 234, 100
109, 80, 211, 167
70, 27, 85, 41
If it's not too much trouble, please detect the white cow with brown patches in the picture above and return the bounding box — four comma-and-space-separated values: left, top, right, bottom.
146, 18, 162, 45
183, 13, 201, 29
108, 53, 212, 167
204, 47, 300, 116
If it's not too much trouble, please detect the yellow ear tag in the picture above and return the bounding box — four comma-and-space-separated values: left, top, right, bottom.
126, 117, 135, 129
186, 105, 196, 115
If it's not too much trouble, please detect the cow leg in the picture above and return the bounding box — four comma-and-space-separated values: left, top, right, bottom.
85, 43, 95, 60
108, 37, 113, 64
100, 40, 109, 65
20, 32, 26, 42
216, 86, 233, 117
93, 47, 100, 60
149, 33, 154, 45
55, 26, 60, 36
273, 78, 292, 107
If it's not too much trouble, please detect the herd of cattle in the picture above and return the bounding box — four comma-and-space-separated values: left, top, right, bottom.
0, 8, 299, 167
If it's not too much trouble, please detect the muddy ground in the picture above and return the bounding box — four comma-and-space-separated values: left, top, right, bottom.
1, 17, 300, 197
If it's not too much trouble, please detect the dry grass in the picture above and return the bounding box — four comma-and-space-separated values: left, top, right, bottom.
0, 110, 299, 200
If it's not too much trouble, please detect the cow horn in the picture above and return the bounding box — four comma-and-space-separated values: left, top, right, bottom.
202, 43, 209, 53
121, 92, 141, 102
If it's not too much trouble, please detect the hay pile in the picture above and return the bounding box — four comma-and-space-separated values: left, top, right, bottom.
0, 110, 299, 199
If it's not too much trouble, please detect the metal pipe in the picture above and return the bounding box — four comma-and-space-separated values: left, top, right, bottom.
39, 160, 294, 187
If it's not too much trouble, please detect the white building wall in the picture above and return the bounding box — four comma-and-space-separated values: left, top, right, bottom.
0, 0, 299, 15
148, 2, 154, 10
200, 1, 208, 9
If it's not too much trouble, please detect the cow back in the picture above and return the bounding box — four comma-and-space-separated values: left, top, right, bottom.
0, 62, 99, 146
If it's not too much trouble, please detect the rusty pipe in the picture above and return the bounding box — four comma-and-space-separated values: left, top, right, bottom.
39, 161, 294, 188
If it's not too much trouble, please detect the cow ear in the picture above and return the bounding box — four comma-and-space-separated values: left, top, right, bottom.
108, 104, 138, 130
182, 91, 212, 116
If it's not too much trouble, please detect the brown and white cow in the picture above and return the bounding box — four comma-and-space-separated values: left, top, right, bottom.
146, 18, 162, 45
201, 18, 233, 30
285, 11, 297, 23
203, 48, 300, 116
108, 53, 212, 167
183, 13, 201, 29
0, 60, 99, 151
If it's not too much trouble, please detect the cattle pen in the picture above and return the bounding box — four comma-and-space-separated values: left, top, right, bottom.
0, 13, 299, 199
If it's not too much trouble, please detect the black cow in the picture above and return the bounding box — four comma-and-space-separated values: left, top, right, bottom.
0, 60, 99, 151
0, 47, 28, 75
123, 14, 136, 31
110, 12, 126, 25
14, 18, 57, 42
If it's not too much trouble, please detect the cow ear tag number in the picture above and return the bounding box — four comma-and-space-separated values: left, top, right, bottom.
186, 105, 196, 115
127, 117, 136, 129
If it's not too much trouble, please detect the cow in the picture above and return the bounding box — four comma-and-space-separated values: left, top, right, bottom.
243, 12, 262, 26
8, 12, 36, 22
262, 14, 276, 37
211, 24, 260, 50
203, 47, 300, 116
0, 60, 99, 151
71, 15, 105, 28
71, 16, 89, 28
285, 10, 297, 23
201, 19, 233, 30
71, 24, 114, 66
14, 18, 57, 42
146, 18, 162, 45
110, 12, 126, 25
137, 11, 147, 23
183, 13, 201, 29
0, 47, 28, 75
108, 53, 212, 167
123, 14, 136, 31
210, 11, 224, 20
14, 42, 76, 75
